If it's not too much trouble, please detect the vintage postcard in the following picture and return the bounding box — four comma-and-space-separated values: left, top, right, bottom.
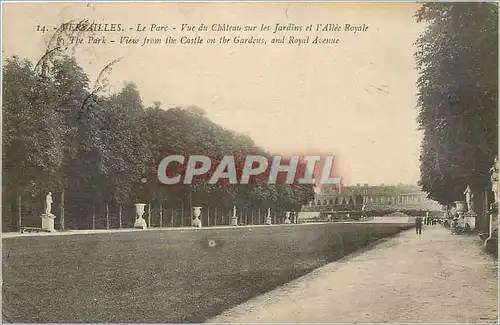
1, 1, 498, 323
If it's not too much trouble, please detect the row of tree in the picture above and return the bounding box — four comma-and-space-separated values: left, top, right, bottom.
2, 55, 315, 231
415, 2, 498, 228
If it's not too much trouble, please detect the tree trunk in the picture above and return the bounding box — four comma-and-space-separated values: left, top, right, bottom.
170, 207, 174, 227
148, 201, 151, 228
159, 204, 163, 228
106, 204, 109, 230
181, 204, 184, 227
18, 194, 22, 232
474, 190, 489, 232
119, 205, 122, 229
214, 207, 217, 226
60, 190, 65, 231
207, 207, 210, 227
92, 203, 96, 230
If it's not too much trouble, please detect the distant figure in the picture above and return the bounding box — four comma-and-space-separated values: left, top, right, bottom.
415, 216, 423, 234
452, 217, 459, 234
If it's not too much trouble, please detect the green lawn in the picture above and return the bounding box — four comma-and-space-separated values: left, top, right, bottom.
3, 222, 412, 323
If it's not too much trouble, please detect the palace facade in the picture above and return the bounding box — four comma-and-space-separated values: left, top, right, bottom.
302, 183, 442, 212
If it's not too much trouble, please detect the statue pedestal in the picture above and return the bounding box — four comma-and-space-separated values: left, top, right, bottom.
192, 217, 202, 228
489, 213, 497, 237
134, 217, 147, 230
455, 201, 466, 214
462, 212, 477, 230
284, 212, 291, 224
231, 216, 238, 226
192, 207, 202, 228
40, 214, 56, 232
265, 216, 272, 225
484, 209, 498, 250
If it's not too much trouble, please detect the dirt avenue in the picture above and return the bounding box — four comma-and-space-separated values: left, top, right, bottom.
208, 226, 498, 323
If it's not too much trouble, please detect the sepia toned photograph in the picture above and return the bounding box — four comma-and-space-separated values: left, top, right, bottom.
1, 1, 498, 323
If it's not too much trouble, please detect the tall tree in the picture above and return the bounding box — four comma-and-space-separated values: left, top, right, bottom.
2, 57, 65, 230
2, 55, 315, 230
415, 3, 498, 206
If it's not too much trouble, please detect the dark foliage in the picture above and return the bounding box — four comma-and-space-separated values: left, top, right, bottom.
414, 3, 498, 205
2, 55, 314, 231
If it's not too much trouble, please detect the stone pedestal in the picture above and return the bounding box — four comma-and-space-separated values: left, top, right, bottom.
485, 212, 497, 239
231, 206, 238, 226
40, 214, 56, 232
455, 201, 466, 216
265, 216, 272, 225
192, 218, 202, 227
134, 203, 147, 230
463, 212, 477, 230
134, 217, 147, 230
192, 207, 202, 228
284, 212, 291, 224
484, 203, 498, 251
489, 212, 498, 237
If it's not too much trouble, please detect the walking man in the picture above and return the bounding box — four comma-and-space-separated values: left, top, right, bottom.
415, 216, 423, 234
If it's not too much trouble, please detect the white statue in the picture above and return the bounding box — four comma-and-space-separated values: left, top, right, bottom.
230, 205, 238, 226
265, 207, 272, 225
45, 192, 53, 215
464, 185, 474, 213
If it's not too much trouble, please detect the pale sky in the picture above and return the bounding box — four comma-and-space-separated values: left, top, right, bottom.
2, 2, 426, 186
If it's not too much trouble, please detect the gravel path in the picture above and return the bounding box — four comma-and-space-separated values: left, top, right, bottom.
208, 226, 498, 323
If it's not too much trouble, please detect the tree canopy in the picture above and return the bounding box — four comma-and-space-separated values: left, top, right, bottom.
415, 3, 498, 205
2, 55, 314, 230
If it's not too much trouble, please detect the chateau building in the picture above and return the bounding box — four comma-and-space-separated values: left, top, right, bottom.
302, 183, 442, 213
